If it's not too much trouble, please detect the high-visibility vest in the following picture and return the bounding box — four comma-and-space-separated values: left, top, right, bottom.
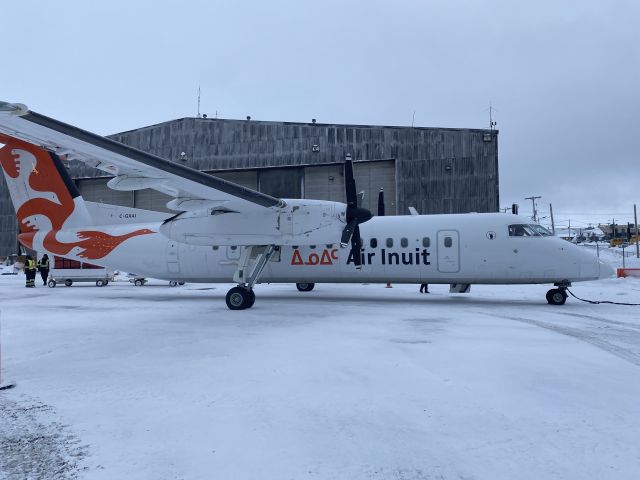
38, 258, 49, 269
26, 259, 36, 271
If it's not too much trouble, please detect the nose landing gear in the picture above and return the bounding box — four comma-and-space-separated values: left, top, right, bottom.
547, 281, 570, 305
546, 288, 568, 305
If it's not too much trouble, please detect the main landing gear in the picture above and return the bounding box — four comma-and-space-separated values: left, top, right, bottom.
296, 282, 315, 292
226, 287, 256, 310
225, 245, 278, 310
546, 281, 570, 305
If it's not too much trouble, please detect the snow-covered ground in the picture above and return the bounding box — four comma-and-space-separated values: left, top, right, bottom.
1, 271, 640, 479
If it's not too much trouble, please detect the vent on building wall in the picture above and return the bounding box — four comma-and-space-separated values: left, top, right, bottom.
445, 158, 453, 172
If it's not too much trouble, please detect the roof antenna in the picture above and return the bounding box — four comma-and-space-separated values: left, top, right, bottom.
488, 101, 497, 130
197, 86, 201, 118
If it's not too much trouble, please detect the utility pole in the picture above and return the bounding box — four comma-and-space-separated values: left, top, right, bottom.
612, 219, 616, 239
549, 203, 556, 234
524, 196, 541, 222
635, 204, 639, 258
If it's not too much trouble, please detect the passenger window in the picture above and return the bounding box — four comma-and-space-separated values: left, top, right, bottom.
444, 237, 452, 248
386, 238, 394, 248
422, 237, 430, 248
401, 237, 408, 248
370, 238, 377, 248
310, 245, 316, 249
212, 246, 219, 250
230, 246, 237, 250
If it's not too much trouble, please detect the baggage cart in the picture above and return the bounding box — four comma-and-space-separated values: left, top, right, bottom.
48, 256, 114, 287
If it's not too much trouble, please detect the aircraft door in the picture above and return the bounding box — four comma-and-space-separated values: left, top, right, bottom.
436, 230, 460, 273
166, 240, 180, 273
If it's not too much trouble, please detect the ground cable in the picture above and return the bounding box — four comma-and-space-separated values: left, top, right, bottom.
566, 289, 640, 306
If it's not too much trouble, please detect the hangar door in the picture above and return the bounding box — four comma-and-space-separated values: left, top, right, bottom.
135, 170, 258, 213
259, 168, 302, 199
134, 189, 173, 213
77, 178, 134, 207
304, 164, 346, 203
212, 170, 258, 191
304, 160, 396, 215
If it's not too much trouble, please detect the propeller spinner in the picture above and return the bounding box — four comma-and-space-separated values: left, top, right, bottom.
340, 155, 372, 268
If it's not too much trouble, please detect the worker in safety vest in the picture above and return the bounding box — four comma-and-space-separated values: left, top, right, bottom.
24, 255, 37, 288
37, 254, 50, 286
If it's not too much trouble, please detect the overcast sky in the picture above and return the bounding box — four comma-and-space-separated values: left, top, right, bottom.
4, 0, 639, 227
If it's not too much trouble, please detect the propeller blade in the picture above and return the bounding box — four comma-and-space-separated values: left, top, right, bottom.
341, 155, 371, 270
378, 188, 385, 216
341, 218, 357, 247
344, 159, 357, 208
351, 224, 362, 268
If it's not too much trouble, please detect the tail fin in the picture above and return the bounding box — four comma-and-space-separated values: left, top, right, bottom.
1, 134, 154, 259
0, 133, 93, 234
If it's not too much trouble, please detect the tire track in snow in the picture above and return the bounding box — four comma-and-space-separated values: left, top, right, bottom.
553, 311, 640, 331
473, 310, 640, 367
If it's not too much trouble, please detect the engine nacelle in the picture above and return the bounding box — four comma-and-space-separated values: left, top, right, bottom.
159, 199, 347, 246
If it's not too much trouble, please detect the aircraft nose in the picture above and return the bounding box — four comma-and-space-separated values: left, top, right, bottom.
598, 259, 615, 279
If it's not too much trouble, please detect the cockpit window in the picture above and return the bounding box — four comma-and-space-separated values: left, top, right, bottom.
508, 224, 538, 236
530, 224, 553, 236
508, 224, 554, 237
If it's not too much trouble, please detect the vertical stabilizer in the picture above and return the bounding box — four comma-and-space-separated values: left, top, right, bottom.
0, 134, 93, 234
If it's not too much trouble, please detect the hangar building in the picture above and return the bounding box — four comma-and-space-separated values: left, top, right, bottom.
0, 116, 499, 255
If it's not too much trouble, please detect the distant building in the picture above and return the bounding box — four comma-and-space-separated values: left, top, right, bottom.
0, 116, 499, 255
599, 223, 638, 239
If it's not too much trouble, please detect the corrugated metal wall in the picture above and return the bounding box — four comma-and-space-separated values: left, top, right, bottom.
103, 119, 498, 215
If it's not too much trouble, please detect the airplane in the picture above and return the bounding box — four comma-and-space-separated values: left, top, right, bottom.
0, 101, 613, 309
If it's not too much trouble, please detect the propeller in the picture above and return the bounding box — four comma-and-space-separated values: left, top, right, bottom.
378, 188, 385, 216
340, 155, 372, 268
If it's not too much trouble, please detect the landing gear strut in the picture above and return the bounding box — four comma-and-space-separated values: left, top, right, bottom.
546, 281, 570, 305
225, 245, 277, 310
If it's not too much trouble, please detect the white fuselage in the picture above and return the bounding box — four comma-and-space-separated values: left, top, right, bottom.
32, 213, 609, 285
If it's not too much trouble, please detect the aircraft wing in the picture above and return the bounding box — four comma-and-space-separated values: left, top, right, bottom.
0, 101, 284, 212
